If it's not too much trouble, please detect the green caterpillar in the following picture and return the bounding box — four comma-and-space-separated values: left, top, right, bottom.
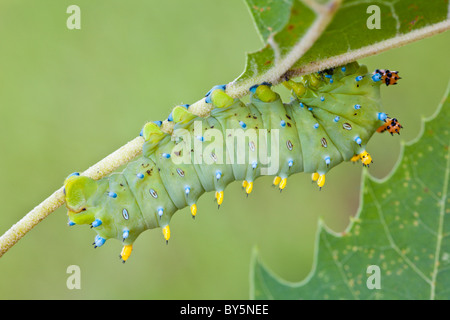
64, 62, 402, 262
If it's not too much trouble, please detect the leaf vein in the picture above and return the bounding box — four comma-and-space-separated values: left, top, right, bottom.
367, 183, 433, 286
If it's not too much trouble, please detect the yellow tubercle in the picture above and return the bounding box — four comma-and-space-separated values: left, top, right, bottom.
255, 85, 277, 102
172, 105, 196, 124
311, 172, 319, 182
273, 176, 281, 186
304, 74, 320, 88
242, 180, 248, 188
162, 225, 171, 242
190, 204, 197, 217
350, 154, 360, 163
317, 174, 326, 189
142, 122, 163, 141
279, 178, 287, 190
211, 90, 234, 108
283, 80, 306, 97
359, 151, 372, 166
216, 191, 224, 206
120, 245, 133, 262
245, 181, 254, 195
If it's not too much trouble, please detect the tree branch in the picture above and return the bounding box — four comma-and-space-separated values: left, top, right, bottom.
1, 4, 449, 258
0, 137, 144, 257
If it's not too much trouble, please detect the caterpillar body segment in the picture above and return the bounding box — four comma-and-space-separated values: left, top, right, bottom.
64, 62, 402, 262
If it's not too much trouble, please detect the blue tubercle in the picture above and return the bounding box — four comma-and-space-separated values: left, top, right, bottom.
215, 170, 222, 180
313, 123, 319, 129
205, 84, 226, 103
288, 159, 293, 168
136, 173, 144, 179
153, 120, 163, 126
320, 96, 325, 102
67, 172, 80, 179
94, 235, 106, 248
377, 112, 387, 121
122, 230, 129, 241
162, 153, 171, 159
92, 219, 102, 228
239, 121, 247, 129
108, 192, 117, 198
354, 136, 362, 145
280, 120, 286, 127
249, 84, 258, 93
354, 104, 361, 110
68, 220, 76, 226
372, 73, 382, 82
334, 116, 340, 122
355, 75, 364, 82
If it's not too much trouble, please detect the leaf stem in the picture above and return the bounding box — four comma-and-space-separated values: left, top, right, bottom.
286, 20, 450, 79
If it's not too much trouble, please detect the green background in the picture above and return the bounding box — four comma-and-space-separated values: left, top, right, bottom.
0, 0, 448, 299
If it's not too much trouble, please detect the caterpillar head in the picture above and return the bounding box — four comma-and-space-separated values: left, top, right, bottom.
64, 173, 99, 225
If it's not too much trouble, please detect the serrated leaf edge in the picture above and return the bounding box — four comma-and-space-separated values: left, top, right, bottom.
249, 80, 450, 300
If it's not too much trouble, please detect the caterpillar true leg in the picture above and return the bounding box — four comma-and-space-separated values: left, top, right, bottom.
359, 151, 373, 167
64, 62, 403, 262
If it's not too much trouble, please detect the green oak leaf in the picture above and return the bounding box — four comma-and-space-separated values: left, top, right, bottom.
290, 0, 450, 75
234, 0, 449, 93
245, 0, 294, 42
251, 83, 450, 300
235, 0, 337, 91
